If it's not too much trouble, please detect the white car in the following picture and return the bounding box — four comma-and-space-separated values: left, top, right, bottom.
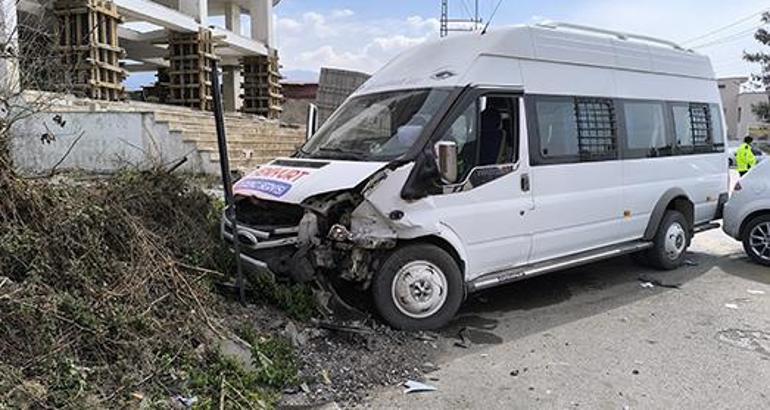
723, 160, 770, 265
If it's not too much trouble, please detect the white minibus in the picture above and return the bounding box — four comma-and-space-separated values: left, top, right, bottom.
224, 22, 729, 329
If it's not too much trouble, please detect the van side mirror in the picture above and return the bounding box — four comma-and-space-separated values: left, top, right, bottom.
435, 141, 458, 184
305, 103, 318, 141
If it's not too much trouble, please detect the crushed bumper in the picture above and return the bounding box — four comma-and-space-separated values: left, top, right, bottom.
221, 212, 301, 279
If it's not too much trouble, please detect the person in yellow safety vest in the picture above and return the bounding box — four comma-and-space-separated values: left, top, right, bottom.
736, 136, 757, 177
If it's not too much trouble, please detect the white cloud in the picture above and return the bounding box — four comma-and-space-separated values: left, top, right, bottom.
370, 35, 428, 52
276, 10, 439, 76
275, 17, 301, 33
331, 9, 355, 19
406, 15, 441, 32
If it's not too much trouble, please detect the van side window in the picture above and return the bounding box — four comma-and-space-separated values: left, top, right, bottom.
535, 98, 579, 158
672, 103, 717, 154
575, 98, 617, 161
532, 96, 617, 164
709, 104, 726, 152
672, 105, 693, 149
623, 101, 671, 158
441, 95, 519, 182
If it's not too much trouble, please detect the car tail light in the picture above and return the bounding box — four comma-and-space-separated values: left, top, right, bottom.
734, 181, 742, 191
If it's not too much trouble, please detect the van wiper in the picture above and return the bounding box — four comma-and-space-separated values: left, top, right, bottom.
315, 147, 368, 160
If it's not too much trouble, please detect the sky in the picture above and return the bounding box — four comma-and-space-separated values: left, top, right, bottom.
126, 0, 770, 88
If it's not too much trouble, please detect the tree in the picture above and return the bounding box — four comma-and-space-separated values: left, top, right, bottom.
745, 12, 770, 122
0, 1, 74, 170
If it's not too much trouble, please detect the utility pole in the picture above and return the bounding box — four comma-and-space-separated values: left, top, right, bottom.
440, 0, 483, 37
440, 0, 448, 37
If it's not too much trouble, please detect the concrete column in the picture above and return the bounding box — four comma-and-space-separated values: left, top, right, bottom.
223, 3, 242, 111
179, 0, 208, 25
250, 0, 273, 48
0, 0, 19, 95
223, 66, 242, 111
224, 2, 241, 35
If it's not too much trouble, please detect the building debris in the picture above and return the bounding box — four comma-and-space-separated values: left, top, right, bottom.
638, 277, 681, 289
403, 380, 437, 394
454, 327, 472, 348
172, 395, 199, 408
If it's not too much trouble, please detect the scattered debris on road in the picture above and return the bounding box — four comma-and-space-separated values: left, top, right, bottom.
747, 289, 766, 295
724, 303, 739, 309
403, 380, 437, 394
638, 276, 681, 289
455, 327, 472, 348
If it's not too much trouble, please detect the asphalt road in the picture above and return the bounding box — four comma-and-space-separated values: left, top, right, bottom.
363, 228, 770, 409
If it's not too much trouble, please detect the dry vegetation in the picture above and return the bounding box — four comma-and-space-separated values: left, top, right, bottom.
0, 164, 289, 408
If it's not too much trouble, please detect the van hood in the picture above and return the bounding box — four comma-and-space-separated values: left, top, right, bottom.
233, 158, 388, 204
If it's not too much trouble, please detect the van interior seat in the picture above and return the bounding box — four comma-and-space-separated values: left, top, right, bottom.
479, 108, 505, 165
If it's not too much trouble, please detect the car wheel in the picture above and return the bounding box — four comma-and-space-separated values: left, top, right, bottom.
741, 214, 770, 266
372, 244, 464, 330
646, 210, 690, 270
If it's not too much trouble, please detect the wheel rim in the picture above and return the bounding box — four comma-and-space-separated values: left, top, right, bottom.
391, 260, 448, 319
664, 222, 686, 260
748, 222, 770, 261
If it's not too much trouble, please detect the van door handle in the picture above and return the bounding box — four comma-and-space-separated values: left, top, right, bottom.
520, 173, 530, 192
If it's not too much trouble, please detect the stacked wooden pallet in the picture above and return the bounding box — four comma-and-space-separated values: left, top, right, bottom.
166, 28, 216, 111
241, 52, 283, 119
53, 0, 126, 101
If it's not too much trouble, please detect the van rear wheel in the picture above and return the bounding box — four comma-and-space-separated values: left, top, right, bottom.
646, 210, 690, 270
372, 244, 463, 330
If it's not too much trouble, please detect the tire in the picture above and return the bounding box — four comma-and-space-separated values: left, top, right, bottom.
372, 244, 464, 330
646, 210, 690, 270
741, 214, 770, 266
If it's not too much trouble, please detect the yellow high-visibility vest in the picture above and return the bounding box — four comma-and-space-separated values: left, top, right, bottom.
736, 143, 757, 172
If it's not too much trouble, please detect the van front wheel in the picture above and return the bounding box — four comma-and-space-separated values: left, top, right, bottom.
646, 210, 690, 270
372, 244, 463, 330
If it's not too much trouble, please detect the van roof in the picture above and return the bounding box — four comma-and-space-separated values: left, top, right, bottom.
354, 23, 715, 97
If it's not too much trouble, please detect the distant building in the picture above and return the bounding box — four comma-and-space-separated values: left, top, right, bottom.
718, 77, 770, 140
280, 82, 319, 125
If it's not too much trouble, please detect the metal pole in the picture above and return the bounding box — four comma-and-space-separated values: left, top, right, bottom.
210, 57, 246, 305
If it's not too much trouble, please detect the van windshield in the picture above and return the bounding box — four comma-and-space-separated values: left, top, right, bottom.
300, 89, 451, 161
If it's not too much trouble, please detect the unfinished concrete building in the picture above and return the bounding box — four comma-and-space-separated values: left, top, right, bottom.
6, 0, 304, 175
12, 0, 284, 117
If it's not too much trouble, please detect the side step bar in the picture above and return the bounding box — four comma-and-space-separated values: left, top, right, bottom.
467, 241, 653, 293
693, 222, 720, 234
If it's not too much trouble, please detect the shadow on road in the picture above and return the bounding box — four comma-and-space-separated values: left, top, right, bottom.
437, 251, 715, 360
717, 255, 770, 285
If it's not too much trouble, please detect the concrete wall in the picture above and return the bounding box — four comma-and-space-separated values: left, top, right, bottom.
11, 111, 202, 175
736, 92, 770, 139
280, 98, 312, 125
718, 77, 746, 140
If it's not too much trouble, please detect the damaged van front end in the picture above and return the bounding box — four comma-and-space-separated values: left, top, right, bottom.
221, 159, 403, 289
